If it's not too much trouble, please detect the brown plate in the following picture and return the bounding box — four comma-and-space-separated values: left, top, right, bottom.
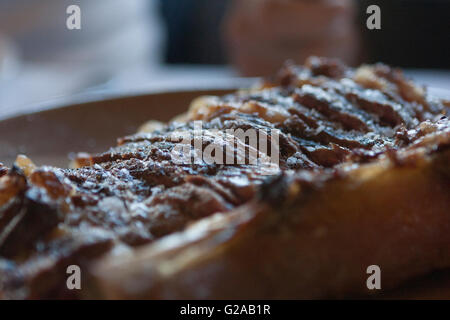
1, 88, 450, 299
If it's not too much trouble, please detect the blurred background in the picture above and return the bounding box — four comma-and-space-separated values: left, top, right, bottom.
0, 0, 449, 118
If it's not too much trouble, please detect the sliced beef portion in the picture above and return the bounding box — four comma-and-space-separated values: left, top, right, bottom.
0, 57, 449, 299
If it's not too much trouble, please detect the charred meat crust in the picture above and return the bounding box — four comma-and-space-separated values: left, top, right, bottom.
93, 146, 450, 299
0, 57, 449, 299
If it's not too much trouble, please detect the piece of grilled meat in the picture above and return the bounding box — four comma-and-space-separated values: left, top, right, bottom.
0, 57, 449, 299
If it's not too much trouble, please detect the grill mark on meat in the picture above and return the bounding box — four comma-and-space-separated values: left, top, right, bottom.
293, 86, 370, 132
219, 90, 386, 167
345, 90, 409, 127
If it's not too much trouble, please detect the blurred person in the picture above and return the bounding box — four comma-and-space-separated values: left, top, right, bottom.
0, 0, 161, 72
224, 0, 359, 76
225, 0, 450, 76
159, 0, 450, 76
0, 35, 20, 81
0, 0, 163, 110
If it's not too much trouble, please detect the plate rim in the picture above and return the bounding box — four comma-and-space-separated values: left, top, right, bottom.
1, 82, 448, 123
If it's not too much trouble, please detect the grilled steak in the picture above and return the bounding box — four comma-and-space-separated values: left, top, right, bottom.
0, 57, 449, 299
